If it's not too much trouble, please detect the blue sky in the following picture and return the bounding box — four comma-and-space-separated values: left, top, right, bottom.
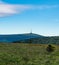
0, 0, 59, 36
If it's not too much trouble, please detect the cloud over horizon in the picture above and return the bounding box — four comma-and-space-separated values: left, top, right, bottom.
0, 1, 58, 17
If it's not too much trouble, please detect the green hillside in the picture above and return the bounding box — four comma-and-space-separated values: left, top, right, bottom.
0, 43, 59, 65
13, 36, 59, 44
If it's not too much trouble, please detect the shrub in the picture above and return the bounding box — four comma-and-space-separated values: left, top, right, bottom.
46, 45, 55, 53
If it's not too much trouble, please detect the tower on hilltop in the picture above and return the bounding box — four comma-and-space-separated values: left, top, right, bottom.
30, 29, 32, 34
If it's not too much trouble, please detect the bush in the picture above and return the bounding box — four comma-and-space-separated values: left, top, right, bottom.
46, 45, 55, 53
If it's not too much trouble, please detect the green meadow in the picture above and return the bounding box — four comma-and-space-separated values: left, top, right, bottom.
0, 43, 59, 65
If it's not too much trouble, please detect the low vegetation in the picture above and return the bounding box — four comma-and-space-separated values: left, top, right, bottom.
46, 44, 55, 52
0, 43, 59, 65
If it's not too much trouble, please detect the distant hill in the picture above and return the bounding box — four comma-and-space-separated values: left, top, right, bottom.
0, 33, 59, 44
13, 36, 59, 44
0, 33, 44, 43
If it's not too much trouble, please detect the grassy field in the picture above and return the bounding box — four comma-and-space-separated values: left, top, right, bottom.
0, 43, 59, 65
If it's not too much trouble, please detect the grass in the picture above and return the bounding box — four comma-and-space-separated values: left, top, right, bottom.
0, 43, 59, 65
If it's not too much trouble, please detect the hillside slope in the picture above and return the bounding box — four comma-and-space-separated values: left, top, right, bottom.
0, 43, 58, 65
13, 36, 59, 44
0, 33, 44, 42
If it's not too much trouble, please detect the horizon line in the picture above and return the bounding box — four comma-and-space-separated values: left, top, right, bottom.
0, 33, 59, 37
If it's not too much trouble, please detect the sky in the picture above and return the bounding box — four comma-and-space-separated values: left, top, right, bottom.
0, 0, 59, 36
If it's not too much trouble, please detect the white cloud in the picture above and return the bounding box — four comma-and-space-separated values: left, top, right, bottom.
0, 1, 58, 17
36, 5, 58, 9
0, 1, 32, 17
